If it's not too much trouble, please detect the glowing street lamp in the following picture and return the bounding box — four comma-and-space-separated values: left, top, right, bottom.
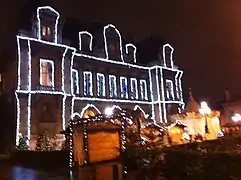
105, 107, 113, 116
199, 101, 211, 134
232, 113, 241, 122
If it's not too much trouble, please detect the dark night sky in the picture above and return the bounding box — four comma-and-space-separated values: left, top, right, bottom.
1, 0, 241, 106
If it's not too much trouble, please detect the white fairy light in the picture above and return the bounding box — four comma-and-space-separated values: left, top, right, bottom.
148, 69, 156, 122
79, 104, 101, 118
79, 31, 93, 51
125, 43, 137, 63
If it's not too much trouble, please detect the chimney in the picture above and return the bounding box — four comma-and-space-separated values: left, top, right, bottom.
160, 43, 174, 68
125, 44, 136, 63
79, 31, 93, 53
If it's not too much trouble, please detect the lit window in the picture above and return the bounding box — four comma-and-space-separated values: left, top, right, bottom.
166, 79, 174, 100
120, 77, 128, 98
72, 69, 79, 94
97, 73, 106, 97
42, 26, 51, 36
109, 75, 117, 98
130, 78, 138, 99
84, 71, 93, 96
140, 80, 148, 100
40, 59, 54, 87
0, 73, 2, 82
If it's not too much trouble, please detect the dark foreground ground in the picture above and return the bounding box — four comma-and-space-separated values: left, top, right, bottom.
0, 160, 70, 180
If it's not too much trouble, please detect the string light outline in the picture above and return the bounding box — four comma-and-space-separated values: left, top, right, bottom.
130, 78, 138, 100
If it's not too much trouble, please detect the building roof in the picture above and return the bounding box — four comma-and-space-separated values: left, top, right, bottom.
184, 88, 200, 113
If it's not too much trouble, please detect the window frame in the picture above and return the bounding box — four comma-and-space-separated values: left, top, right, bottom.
120, 76, 128, 99
109, 75, 117, 98
40, 59, 54, 88
72, 69, 79, 94
130, 78, 138, 99
97, 73, 106, 97
83, 71, 93, 96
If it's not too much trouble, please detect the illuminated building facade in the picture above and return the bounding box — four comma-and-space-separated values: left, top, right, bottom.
15, 6, 184, 149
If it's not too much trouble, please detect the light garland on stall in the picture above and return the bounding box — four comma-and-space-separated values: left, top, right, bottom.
68, 109, 129, 173
133, 105, 149, 119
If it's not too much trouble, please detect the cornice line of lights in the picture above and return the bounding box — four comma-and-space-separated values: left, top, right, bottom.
125, 43, 137, 63
79, 31, 93, 51
17, 36, 183, 74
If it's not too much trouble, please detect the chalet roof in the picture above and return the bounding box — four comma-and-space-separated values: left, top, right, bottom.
184, 88, 200, 113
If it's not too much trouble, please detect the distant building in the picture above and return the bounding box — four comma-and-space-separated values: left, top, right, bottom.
6, 6, 184, 149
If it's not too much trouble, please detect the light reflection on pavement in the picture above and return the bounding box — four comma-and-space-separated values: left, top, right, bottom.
0, 164, 71, 180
